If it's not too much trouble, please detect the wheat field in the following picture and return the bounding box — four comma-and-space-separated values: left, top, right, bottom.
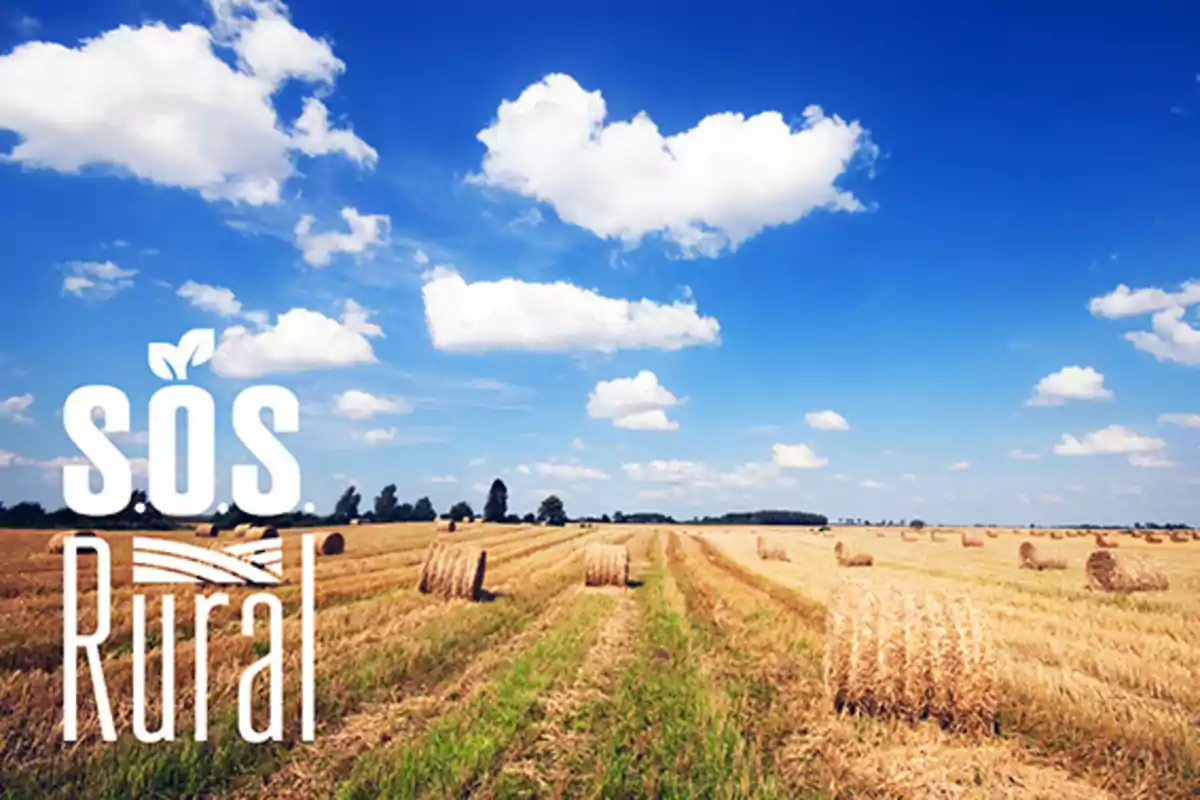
1, 523, 1198, 798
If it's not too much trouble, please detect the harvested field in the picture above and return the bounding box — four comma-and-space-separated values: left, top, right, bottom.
1, 523, 1198, 798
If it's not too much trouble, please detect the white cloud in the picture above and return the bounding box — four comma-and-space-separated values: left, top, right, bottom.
471, 482, 488, 495
1010, 449, 1041, 460
424, 475, 457, 484
0, 393, 33, 423
0, 0, 374, 204
332, 389, 411, 420
471, 73, 874, 258
1129, 454, 1175, 469
514, 464, 531, 475
1054, 425, 1165, 456
294, 206, 389, 267
0, 450, 23, 467
1016, 493, 1031, 505
587, 371, 681, 432
177, 280, 267, 325
771, 443, 828, 469
361, 427, 396, 445
1160, 413, 1200, 428
570, 437, 586, 451
859, 479, 884, 489
412, 249, 429, 265
61, 261, 136, 301
1026, 366, 1113, 406
805, 410, 849, 431
531, 462, 609, 481
211, 298, 382, 378
948, 460, 971, 471
622, 459, 709, 483
621, 458, 786, 490
422, 267, 719, 353
1125, 307, 1200, 366
1088, 281, 1200, 318
468, 457, 486, 467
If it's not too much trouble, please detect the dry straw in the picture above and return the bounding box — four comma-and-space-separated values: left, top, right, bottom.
435, 519, 457, 533
961, 532, 985, 548
834, 541, 874, 567
756, 535, 790, 562
1085, 550, 1168, 593
929, 531, 945, 543
1094, 533, 1119, 549
47, 530, 98, 554
1018, 541, 1066, 571
193, 523, 218, 537
1049, 531, 1064, 540
985, 530, 1000, 539
824, 581, 996, 734
901, 531, 919, 543
231, 523, 253, 538
418, 540, 487, 600
1029, 529, 1047, 538
315, 531, 345, 556
583, 544, 630, 587
1144, 533, 1164, 544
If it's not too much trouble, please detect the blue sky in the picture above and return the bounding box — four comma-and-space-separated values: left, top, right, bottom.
1, 1, 1198, 524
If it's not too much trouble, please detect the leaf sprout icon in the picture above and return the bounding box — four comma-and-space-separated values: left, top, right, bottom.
148, 329, 215, 381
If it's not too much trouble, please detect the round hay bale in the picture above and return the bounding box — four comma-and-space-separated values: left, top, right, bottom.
1018, 541, 1066, 571
834, 541, 874, 567
232, 523, 253, 538
985, 530, 1000, 539
1030, 529, 1047, 538
930, 531, 945, 543
1049, 531, 1064, 540
1169, 530, 1189, 543
583, 544, 630, 587
435, 519, 457, 533
194, 523, 219, 537
418, 541, 486, 600
756, 535, 790, 562
1094, 533, 1119, 549
47, 530, 98, 554
315, 531, 345, 556
1085, 550, 1168, 593
245, 525, 278, 540
824, 583, 996, 734
961, 532, 985, 548
901, 531, 919, 543
1144, 533, 1164, 544
1192, 531, 1200, 542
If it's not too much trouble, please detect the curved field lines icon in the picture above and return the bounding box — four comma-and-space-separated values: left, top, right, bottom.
132, 536, 283, 585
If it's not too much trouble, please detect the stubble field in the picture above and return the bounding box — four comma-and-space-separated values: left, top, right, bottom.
1, 522, 1198, 798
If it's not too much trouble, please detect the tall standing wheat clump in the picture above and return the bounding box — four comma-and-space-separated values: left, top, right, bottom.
583, 544, 630, 586
824, 582, 996, 734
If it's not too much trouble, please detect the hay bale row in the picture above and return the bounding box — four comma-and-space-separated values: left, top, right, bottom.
194, 523, 219, 537
824, 583, 996, 733
315, 531, 345, 556
47, 530, 98, 554
756, 535, 790, 562
961, 532, 985, 548
1094, 534, 1119, 549
418, 541, 487, 600
1018, 541, 1066, 571
834, 541, 874, 567
1086, 550, 1168, 593
584, 544, 630, 587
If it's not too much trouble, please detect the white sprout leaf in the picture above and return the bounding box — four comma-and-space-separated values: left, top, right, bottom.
179, 328, 215, 369
147, 342, 180, 381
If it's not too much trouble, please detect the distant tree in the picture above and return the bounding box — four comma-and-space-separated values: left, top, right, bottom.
1, 501, 46, 527
448, 501, 475, 521
484, 478, 508, 523
613, 510, 626, 524
412, 496, 437, 522
503, 514, 521, 524
334, 485, 362, 523
374, 484, 399, 522
537, 495, 567, 527
600, 513, 612, 524
909, 519, 926, 530
395, 502, 415, 522
522, 512, 536, 524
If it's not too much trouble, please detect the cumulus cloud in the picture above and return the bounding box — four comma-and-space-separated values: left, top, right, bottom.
0, 393, 33, 423
422, 267, 719, 353
1026, 366, 1113, 406
771, 443, 828, 469
471, 73, 874, 258
621, 458, 786, 490
948, 461, 971, 471
527, 462, 609, 481
332, 389, 411, 419
805, 410, 849, 431
1160, 413, 1200, 428
570, 437, 586, 451
1054, 425, 1165, 456
1129, 454, 1175, 468
361, 427, 396, 445
0, 0, 375, 204
294, 206, 389, 267
587, 371, 681, 432
468, 457, 486, 467
1125, 307, 1200, 366
1009, 449, 1041, 460
210, 298, 382, 378
61, 261, 136, 301
423, 474, 457, 484
177, 280, 267, 325
1088, 281, 1200, 318
622, 460, 710, 483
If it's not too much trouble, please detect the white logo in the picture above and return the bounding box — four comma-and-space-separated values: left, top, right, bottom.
132, 537, 283, 585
